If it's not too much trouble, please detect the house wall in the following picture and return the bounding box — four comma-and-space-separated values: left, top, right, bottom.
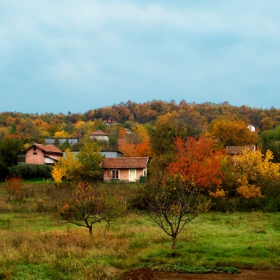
89, 135, 109, 142
103, 168, 145, 182
25, 148, 45, 164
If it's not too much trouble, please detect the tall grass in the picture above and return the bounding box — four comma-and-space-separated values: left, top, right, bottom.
0, 182, 280, 279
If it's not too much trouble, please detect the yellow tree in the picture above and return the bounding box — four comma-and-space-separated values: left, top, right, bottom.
209, 119, 258, 147
54, 130, 71, 138
52, 142, 104, 185
233, 148, 280, 198
51, 149, 80, 185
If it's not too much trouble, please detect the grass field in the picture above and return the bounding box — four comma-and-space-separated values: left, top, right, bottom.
0, 182, 280, 279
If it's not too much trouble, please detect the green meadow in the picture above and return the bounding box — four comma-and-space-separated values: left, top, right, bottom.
0, 182, 280, 279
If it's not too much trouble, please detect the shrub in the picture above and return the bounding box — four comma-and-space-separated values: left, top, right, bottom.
0, 162, 9, 181
8, 164, 52, 180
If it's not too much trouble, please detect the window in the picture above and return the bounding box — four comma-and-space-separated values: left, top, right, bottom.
33, 152, 37, 155
111, 169, 120, 179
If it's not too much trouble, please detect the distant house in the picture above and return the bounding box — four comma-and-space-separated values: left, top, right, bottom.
100, 150, 123, 158
103, 117, 117, 126
44, 137, 79, 145
89, 130, 109, 142
21, 144, 63, 165
62, 150, 123, 160
102, 157, 149, 182
226, 145, 256, 155
247, 125, 256, 132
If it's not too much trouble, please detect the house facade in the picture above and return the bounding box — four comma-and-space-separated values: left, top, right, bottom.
23, 144, 63, 165
226, 145, 256, 155
89, 130, 109, 142
103, 117, 117, 126
44, 137, 79, 145
102, 157, 149, 182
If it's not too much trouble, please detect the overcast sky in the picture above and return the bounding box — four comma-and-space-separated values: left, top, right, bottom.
1, 0, 280, 114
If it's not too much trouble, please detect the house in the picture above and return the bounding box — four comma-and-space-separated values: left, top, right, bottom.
44, 137, 79, 145
100, 150, 123, 158
89, 130, 109, 142
63, 150, 123, 159
103, 117, 117, 126
102, 157, 149, 182
21, 143, 63, 165
226, 145, 256, 155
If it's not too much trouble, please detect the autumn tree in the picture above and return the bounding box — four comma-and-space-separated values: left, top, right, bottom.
150, 112, 200, 156
233, 148, 280, 199
60, 182, 104, 235
119, 123, 152, 157
4, 177, 23, 202
60, 182, 126, 235
140, 135, 226, 249
52, 141, 104, 185
209, 119, 258, 147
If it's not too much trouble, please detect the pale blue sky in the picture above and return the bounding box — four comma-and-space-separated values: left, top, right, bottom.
1, 0, 280, 114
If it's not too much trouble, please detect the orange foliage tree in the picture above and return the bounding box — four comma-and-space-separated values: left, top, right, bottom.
4, 177, 23, 202
167, 136, 225, 191
140, 135, 226, 249
119, 124, 152, 157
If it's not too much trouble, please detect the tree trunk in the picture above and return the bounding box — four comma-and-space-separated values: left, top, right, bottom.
88, 225, 92, 235
172, 235, 177, 250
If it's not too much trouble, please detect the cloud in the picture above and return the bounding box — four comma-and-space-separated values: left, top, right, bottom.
1, 0, 280, 113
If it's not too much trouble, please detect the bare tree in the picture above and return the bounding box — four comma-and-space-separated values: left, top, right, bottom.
139, 173, 210, 249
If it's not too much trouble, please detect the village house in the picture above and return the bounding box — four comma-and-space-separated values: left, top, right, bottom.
19, 143, 63, 165
44, 137, 79, 145
226, 145, 256, 155
102, 157, 149, 182
89, 130, 109, 142
103, 117, 117, 126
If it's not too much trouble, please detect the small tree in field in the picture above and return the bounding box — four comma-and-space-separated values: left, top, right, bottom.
60, 182, 125, 235
60, 182, 104, 234
4, 177, 23, 202
141, 135, 226, 249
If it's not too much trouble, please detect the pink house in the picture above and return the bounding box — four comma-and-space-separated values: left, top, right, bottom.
24, 144, 63, 165
102, 157, 149, 182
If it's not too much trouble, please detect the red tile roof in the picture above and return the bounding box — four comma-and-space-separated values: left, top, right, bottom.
89, 130, 109, 136
102, 157, 149, 169
25, 144, 63, 154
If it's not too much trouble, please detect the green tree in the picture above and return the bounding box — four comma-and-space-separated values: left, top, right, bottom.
0, 137, 24, 166
259, 126, 280, 162
52, 141, 104, 185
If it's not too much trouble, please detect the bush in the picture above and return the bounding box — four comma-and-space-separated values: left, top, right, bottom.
8, 164, 52, 180
0, 162, 9, 181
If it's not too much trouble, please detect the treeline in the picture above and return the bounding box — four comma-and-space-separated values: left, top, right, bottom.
1, 99, 280, 168
1, 100, 280, 137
